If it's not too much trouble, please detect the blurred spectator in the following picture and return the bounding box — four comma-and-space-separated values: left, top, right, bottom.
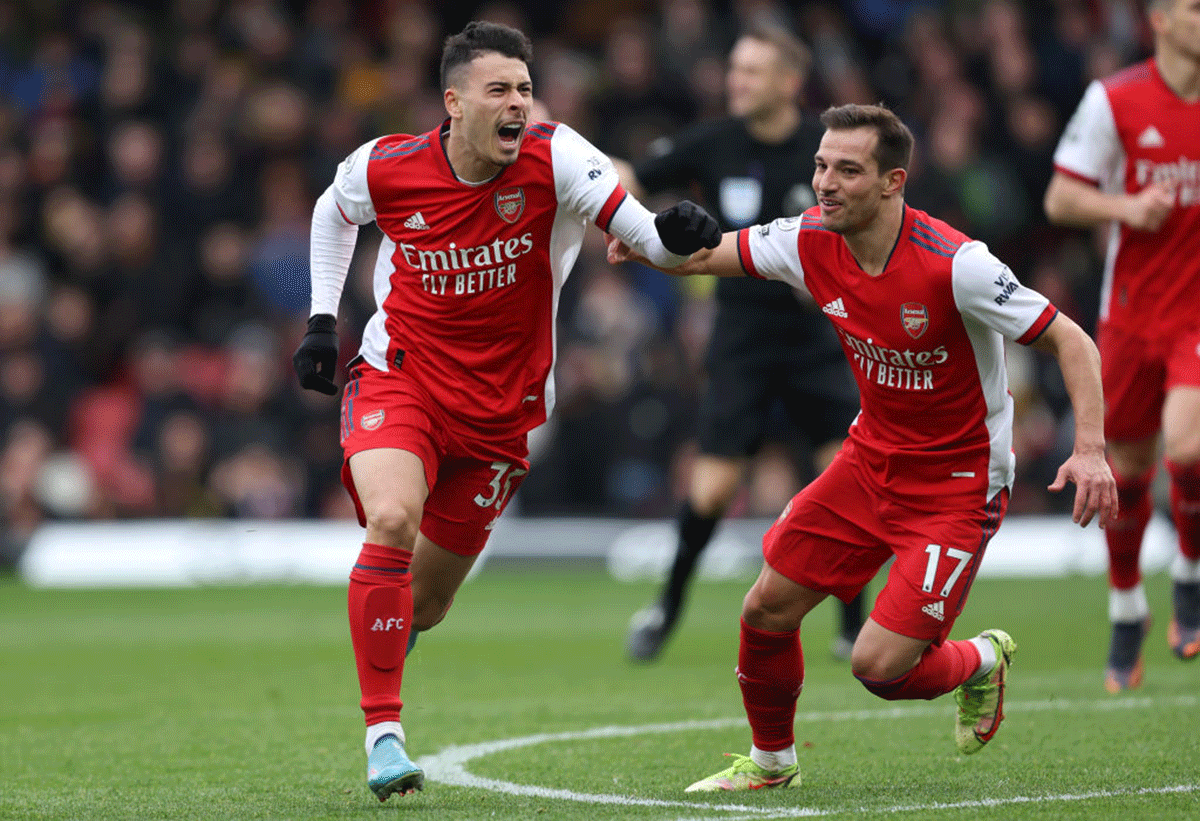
210, 443, 305, 518
190, 222, 264, 345
589, 16, 697, 158
7, 29, 100, 117
0, 244, 44, 350
0, 419, 56, 556
248, 159, 312, 317
168, 128, 251, 231
207, 322, 294, 460
103, 119, 165, 200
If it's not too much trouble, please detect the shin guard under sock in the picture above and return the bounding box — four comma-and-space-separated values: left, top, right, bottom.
737, 619, 803, 752
1106, 471, 1153, 589
348, 543, 413, 726
1167, 460, 1200, 562
856, 640, 981, 701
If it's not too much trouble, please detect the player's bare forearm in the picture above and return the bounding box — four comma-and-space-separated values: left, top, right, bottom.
1044, 173, 1174, 232
1031, 312, 1116, 526
1044, 174, 1122, 227
1032, 313, 1104, 450
606, 231, 742, 277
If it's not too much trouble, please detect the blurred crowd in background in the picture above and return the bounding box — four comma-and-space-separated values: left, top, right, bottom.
0, 0, 1155, 561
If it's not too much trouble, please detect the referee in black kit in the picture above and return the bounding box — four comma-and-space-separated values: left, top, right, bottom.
612, 21, 865, 663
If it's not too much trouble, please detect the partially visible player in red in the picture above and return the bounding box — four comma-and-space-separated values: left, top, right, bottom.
1044, 0, 1200, 692
610, 103, 1116, 791
292, 21, 720, 801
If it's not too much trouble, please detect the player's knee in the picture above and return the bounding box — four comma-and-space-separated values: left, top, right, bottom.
850, 643, 916, 685
741, 585, 771, 621
689, 458, 743, 514
689, 479, 736, 517
689, 494, 727, 518
853, 655, 919, 699
851, 655, 906, 685
740, 587, 798, 632
363, 505, 420, 549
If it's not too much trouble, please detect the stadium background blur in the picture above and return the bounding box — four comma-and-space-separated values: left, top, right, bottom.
0, 0, 1153, 565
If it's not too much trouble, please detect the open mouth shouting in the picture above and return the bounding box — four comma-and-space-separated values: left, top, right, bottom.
497, 121, 524, 151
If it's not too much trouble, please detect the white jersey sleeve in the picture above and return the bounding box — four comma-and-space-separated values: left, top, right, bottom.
551, 123, 621, 223
552, 122, 690, 267
331, 138, 379, 225
1053, 80, 1120, 185
742, 217, 809, 296
951, 241, 1052, 342
308, 187, 359, 317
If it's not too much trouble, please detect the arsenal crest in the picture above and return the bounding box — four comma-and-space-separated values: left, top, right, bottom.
901, 302, 929, 339
494, 187, 525, 224
361, 409, 385, 431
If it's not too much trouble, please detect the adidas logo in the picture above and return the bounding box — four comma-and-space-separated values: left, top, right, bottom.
404, 211, 431, 230
1137, 125, 1164, 149
921, 600, 945, 622
822, 297, 848, 318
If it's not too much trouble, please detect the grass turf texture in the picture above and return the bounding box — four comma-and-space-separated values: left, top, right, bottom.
1, 568, 1197, 820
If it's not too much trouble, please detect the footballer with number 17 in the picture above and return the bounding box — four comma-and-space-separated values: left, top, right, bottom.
610, 103, 1116, 791
292, 21, 720, 801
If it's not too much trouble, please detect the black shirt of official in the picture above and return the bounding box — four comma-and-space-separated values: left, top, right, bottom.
634, 115, 827, 311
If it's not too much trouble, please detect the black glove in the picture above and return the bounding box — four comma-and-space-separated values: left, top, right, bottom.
654, 200, 722, 255
292, 313, 339, 395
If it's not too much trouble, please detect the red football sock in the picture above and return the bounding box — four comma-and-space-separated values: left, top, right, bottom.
1106, 471, 1153, 590
737, 619, 803, 752
856, 639, 981, 700
348, 543, 413, 726
1167, 460, 1200, 562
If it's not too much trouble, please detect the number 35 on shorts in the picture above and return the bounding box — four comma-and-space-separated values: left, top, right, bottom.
473, 461, 528, 511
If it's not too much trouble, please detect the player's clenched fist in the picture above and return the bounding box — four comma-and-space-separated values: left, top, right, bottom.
654, 200, 722, 255
293, 313, 340, 395
1123, 181, 1175, 232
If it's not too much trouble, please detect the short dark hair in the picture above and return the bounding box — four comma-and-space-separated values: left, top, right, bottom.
440, 21, 534, 90
740, 22, 812, 78
819, 103, 914, 173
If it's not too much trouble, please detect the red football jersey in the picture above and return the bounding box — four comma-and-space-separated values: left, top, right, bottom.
740, 206, 1056, 510
328, 120, 626, 439
1053, 59, 1200, 337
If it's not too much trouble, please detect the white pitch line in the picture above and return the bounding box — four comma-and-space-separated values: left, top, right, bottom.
680, 784, 1200, 820
418, 718, 788, 815
416, 694, 1198, 817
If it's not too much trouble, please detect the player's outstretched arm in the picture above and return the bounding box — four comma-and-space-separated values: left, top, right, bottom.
1044, 172, 1175, 232
653, 200, 722, 255
1030, 312, 1117, 527
606, 219, 741, 278
604, 196, 722, 270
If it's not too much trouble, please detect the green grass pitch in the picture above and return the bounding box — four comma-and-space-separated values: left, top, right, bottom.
1, 566, 1197, 820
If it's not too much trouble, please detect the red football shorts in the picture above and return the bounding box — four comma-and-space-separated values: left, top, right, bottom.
339, 361, 529, 556
762, 453, 1008, 643
1099, 323, 1200, 442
